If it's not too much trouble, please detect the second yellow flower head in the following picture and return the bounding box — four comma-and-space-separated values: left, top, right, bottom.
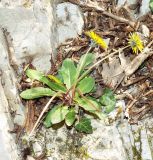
128, 32, 144, 54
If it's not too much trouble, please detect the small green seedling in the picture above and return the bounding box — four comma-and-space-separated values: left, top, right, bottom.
20, 53, 116, 134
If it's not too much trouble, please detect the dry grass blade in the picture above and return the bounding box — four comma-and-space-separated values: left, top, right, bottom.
28, 92, 60, 137
78, 46, 129, 82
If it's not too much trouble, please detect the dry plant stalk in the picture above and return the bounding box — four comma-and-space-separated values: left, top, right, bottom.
68, 0, 136, 28
28, 92, 60, 137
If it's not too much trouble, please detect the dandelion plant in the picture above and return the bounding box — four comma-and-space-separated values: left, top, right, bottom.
20, 53, 116, 135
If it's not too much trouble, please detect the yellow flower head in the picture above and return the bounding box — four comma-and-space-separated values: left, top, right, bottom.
128, 32, 144, 54
86, 31, 108, 50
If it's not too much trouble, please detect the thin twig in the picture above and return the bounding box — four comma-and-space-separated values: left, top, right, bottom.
122, 76, 150, 87
102, 11, 135, 28
143, 90, 153, 97
68, 0, 136, 28
146, 39, 153, 48
125, 98, 137, 118
76, 88, 100, 112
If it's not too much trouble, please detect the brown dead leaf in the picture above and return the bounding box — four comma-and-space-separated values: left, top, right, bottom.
100, 56, 124, 88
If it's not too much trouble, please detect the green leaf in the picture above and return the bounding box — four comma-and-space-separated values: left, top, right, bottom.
26, 69, 44, 81
75, 118, 92, 134
59, 59, 77, 89
77, 77, 95, 94
43, 117, 52, 128
76, 96, 101, 112
99, 88, 116, 114
65, 109, 76, 126
26, 69, 66, 92
150, 0, 153, 12
76, 53, 95, 77
43, 79, 66, 92
44, 105, 69, 125
76, 96, 104, 119
20, 87, 55, 99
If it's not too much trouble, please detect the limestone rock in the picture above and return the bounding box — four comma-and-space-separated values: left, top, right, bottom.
56, 2, 84, 45
0, 6, 53, 73
0, 81, 21, 160
138, 0, 151, 18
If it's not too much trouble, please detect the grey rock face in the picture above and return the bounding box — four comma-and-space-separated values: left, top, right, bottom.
0, 7, 52, 73
0, 2, 84, 73
138, 0, 151, 17
56, 2, 84, 45
0, 79, 21, 160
